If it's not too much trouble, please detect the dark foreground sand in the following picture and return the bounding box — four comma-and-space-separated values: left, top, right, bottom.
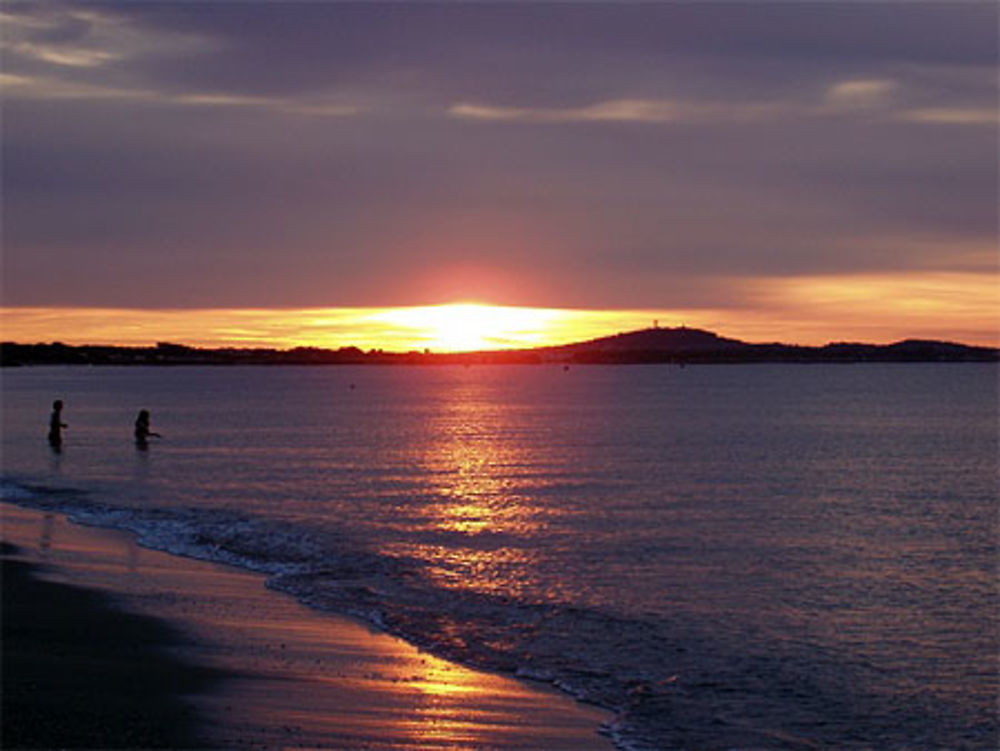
1, 504, 612, 749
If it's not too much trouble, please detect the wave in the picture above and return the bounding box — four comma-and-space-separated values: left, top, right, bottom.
0, 478, 638, 746
3, 478, 991, 751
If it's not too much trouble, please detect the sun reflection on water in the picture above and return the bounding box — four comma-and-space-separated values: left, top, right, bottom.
423, 381, 543, 539
384, 374, 554, 598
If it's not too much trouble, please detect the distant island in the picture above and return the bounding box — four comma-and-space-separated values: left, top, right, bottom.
2, 327, 997, 367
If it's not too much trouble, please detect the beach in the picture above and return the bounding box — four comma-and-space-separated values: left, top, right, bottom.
1, 503, 612, 749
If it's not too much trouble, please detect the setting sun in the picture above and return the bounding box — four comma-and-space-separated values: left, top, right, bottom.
375, 303, 566, 352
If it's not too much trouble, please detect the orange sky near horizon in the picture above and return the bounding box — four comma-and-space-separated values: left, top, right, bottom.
2, 271, 997, 351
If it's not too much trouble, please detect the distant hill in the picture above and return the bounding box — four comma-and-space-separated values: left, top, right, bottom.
545, 326, 750, 355
537, 327, 998, 363
2, 327, 997, 366
540, 326, 754, 362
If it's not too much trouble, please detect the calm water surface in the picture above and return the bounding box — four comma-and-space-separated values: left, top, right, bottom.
2, 364, 996, 749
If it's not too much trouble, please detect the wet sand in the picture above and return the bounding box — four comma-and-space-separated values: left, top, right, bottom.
1, 504, 612, 749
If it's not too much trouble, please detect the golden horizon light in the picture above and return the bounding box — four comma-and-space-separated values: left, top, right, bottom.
1, 271, 998, 353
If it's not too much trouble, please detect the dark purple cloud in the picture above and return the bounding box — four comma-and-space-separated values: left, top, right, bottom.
2, 1, 996, 310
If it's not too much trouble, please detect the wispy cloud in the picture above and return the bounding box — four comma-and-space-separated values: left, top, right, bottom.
1, 6, 361, 117
822, 77, 997, 126
0, 7, 212, 67
451, 79, 995, 128
449, 98, 780, 125
2, 72, 362, 117
6, 40, 120, 68
824, 78, 898, 109
1, 72, 133, 100
897, 107, 998, 126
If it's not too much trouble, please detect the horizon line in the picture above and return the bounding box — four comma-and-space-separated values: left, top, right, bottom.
1, 302, 997, 352
3, 322, 996, 356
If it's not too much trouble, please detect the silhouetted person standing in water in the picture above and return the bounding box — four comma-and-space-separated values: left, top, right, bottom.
48, 400, 67, 450
134, 409, 161, 449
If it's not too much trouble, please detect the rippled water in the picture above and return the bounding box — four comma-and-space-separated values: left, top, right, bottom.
2, 364, 996, 749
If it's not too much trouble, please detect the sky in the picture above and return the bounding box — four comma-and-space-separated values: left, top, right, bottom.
2, 1, 997, 350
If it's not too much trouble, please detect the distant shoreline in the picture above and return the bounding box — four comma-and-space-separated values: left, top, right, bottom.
3, 326, 998, 366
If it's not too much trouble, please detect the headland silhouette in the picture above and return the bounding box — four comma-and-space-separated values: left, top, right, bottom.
2, 326, 997, 367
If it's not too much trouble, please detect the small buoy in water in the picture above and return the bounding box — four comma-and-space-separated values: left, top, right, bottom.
563, 365, 570, 372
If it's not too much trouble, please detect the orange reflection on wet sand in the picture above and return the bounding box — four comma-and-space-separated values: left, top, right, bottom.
2, 505, 610, 749
351, 650, 606, 748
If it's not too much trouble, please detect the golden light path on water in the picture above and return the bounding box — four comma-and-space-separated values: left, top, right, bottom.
381, 373, 545, 599
2, 270, 998, 350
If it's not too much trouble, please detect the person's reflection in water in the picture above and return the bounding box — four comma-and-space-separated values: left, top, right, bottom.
48, 399, 67, 451
134, 409, 162, 450
39, 513, 55, 558
121, 533, 141, 574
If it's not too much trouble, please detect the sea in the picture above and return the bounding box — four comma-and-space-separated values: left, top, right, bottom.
2, 363, 996, 750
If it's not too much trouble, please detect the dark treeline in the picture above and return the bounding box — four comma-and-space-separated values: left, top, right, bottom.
0, 341, 544, 367
2, 327, 997, 367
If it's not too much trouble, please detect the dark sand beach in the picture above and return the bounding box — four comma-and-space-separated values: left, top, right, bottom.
1, 504, 612, 749
2, 541, 223, 749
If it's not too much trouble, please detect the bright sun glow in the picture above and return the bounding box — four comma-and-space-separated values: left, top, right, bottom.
3, 268, 998, 352
376, 303, 565, 352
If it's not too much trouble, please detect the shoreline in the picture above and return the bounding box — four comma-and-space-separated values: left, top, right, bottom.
1, 503, 613, 749
4, 327, 997, 367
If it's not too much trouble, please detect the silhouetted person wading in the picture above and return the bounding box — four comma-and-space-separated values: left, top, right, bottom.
48, 400, 67, 449
134, 409, 161, 449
